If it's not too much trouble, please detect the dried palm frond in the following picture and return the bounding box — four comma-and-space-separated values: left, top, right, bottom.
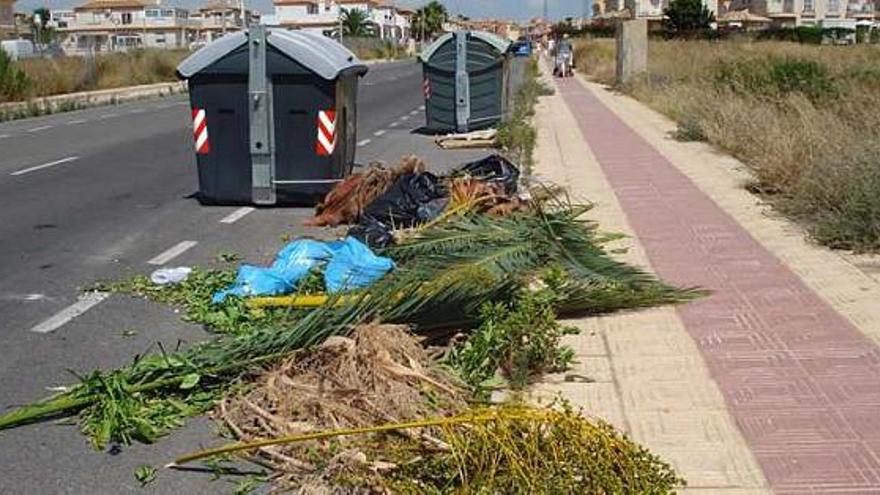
307, 156, 427, 227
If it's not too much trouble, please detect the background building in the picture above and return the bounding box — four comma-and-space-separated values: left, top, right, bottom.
1, 0, 16, 40
57, 0, 199, 54
726, 0, 876, 25
269, 0, 410, 40
190, 0, 259, 44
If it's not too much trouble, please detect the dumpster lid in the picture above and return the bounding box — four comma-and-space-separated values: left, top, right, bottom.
418, 30, 512, 63
177, 29, 368, 80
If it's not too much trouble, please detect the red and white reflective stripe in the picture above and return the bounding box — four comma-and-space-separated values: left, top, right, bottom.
423, 77, 431, 100
316, 109, 337, 156
192, 108, 210, 155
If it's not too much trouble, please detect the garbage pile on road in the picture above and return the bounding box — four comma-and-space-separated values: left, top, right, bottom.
309, 153, 524, 249
0, 153, 698, 493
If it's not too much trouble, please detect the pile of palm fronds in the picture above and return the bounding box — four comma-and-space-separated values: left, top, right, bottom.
174, 405, 685, 494
216, 323, 466, 490
0, 190, 700, 448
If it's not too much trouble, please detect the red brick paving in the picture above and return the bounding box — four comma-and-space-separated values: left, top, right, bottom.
558, 80, 880, 493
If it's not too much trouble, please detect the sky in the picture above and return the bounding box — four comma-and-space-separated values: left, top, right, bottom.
15, 0, 590, 22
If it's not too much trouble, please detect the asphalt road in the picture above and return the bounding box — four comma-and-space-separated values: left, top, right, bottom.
0, 59, 487, 494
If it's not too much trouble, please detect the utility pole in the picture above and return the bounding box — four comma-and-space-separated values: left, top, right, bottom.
543, 0, 549, 20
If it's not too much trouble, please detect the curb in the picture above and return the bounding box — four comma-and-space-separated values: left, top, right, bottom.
0, 81, 187, 122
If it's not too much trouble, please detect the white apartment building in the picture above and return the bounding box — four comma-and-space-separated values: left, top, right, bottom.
190, 0, 260, 43
726, 0, 875, 25
58, 0, 200, 55
624, 0, 719, 22
269, 0, 411, 40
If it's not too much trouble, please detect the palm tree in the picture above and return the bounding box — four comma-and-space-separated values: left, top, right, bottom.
413, 0, 448, 42
341, 8, 376, 37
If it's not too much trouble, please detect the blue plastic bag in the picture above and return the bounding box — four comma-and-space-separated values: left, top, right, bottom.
212, 265, 293, 303
212, 237, 394, 303
325, 237, 396, 293
271, 239, 334, 281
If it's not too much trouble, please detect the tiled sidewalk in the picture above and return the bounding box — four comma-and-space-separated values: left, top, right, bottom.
534, 67, 880, 494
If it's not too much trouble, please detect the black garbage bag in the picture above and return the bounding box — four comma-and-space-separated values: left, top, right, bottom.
349, 172, 448, 248
456, 154, 520, 195
348, 216, 396, 249
363, 172, 446, 227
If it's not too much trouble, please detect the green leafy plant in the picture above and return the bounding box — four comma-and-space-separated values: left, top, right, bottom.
663, 0, 715, 36
447, 286, 578, 393
0, 49, 30, 102
135, 465, 158, 487
340, 8, 375, 37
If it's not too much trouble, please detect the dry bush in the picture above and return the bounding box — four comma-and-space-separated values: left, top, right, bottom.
575, 38, 880, 251
574, 38, 616, 85
13, 49, 187, 100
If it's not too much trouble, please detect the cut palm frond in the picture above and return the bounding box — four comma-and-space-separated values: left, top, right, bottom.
0, 193, 700, 446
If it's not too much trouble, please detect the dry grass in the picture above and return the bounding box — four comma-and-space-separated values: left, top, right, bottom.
218, 323, 466, 491
575, 38, 880, 252
3, 49, 187, 102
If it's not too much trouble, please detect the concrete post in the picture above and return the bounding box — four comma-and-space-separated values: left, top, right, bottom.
615, 19, 647, 86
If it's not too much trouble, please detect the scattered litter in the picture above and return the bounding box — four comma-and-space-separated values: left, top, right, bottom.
212, 238, 394, 303
349, 172, 446, 248
325, 237, 396, 293
435, 129, 498, 149
456, 154, 520, 194
149, 267, 192, 286
306, 156, 426, 227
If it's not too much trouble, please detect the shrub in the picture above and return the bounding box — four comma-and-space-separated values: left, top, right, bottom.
575, 38, 880, 252
712, 56, 837, 103
497, 58, 551, 174
446, 286, 579, 394
0, 49, 31, 102
785, 143, 880, 252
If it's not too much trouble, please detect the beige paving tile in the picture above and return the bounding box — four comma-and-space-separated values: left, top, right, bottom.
542, 356, 614, 384
530, 382, 626, 428
529, 64, 769, 492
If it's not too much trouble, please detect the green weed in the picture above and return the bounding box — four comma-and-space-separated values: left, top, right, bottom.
446, 282, 579, 394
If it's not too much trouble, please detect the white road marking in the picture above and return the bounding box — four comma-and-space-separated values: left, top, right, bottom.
29, 292, 109, 334
373, 130, 386, 137
400, 115, 410, 122
147, 240, 198, 265
129, 108, 145, 114
27, 125, 53, 133
410, 110, 419, 115
99, 113, 118, 119
0, 134, 9, 139
357, 138, 372, 147
220, 206, 255, 224
10, 156, 79, 176
67, 119, 87, 125
388, 122, 399, 128
419, 105, 426, 110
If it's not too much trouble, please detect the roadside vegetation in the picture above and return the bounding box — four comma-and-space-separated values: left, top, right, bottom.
497, 58, 553, 175
575, 39, 880, 252
0, 49, 186, 103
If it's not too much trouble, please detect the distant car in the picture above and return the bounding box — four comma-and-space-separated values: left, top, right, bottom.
510, 40, 532, 57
